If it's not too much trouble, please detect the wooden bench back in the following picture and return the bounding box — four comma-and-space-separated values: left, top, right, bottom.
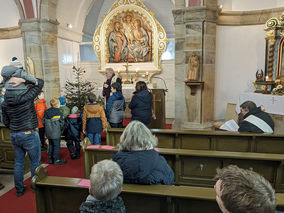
84, 146, 284, 192
107, 128, 284, 154
0, 126, 30, 171
32, 166, 284, 213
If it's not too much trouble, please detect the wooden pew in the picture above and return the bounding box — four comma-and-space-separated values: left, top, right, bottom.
83, 145, 284, 192
0, 125, 30, 172
106, 128, 284, 154
31, 166, 284, 213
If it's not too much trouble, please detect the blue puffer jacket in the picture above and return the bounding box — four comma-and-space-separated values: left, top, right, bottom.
113, 149, 174, 185
128, 89, 153, 126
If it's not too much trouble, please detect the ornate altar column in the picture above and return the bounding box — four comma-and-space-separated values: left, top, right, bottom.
173, 0, 218, 129
20, 1, 60, 102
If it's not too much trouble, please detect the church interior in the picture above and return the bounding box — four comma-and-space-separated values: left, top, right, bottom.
1, 0, 284, 212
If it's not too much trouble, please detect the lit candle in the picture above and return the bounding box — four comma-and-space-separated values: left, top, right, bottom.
266, 76, 268, 81
146, 72, 149, 76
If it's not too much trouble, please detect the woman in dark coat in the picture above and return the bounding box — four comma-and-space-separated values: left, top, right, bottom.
113, 120, 174, 185
128, 81, 152, 126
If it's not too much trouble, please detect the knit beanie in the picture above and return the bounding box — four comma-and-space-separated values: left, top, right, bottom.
10, 57, 23, 68
59, 97, 66, 106
71, 106, 79, 114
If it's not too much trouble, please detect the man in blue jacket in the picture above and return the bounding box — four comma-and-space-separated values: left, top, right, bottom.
2, 77, 44, 197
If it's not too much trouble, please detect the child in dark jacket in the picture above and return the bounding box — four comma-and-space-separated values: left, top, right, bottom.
80, 159, 125, 213
65, 106, 82, 159
83, 93, 107, 145
105, 82, 125, 128
43, 98, 66, 165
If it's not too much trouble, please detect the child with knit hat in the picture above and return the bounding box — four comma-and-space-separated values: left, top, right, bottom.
59, 97, 70, 119
1, 57, 38, 96
64, 106, 82, 159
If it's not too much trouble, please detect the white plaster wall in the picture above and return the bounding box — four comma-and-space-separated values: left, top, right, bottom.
218, 0, 284, 11
0, 0, 20, 28
214, 25, 266, 120
0, 38, 24, 80
57, 38, 80, 94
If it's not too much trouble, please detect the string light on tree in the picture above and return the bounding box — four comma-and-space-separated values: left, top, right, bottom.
64, 66, 97, 113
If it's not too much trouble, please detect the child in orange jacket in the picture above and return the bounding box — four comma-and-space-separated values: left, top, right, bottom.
83, 93, 107, 145
34, 91, 47, 151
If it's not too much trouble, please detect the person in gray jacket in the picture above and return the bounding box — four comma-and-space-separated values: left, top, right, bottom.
1, 57, 38, 96
42, 98, 66, 165
105, 82, 126, 128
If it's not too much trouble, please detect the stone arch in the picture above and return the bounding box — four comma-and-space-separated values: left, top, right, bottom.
13, 0, 25, 20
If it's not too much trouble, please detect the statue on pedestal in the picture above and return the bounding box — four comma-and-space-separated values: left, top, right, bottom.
187, 55, 199, 81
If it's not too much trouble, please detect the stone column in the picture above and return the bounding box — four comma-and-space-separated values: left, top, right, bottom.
20, 0, 60, 103
173, 0, 218, 129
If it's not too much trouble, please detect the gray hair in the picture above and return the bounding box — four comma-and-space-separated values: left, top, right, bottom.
90, 159, 123, 201
106, 67, 114, 74
118, 120, 158, 151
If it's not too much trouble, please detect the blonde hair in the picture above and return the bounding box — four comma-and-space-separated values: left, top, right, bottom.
50, 98, 60, 107
118, 120, 157, 151
90, 160, 123, 201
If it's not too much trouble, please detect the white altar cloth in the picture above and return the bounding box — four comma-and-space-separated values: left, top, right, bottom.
236, 93, 284, 115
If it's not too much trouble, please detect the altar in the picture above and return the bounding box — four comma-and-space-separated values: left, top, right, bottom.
236, 93, 284, 115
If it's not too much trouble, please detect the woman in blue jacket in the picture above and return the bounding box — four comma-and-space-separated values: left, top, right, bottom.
113, 120, 174, 185
128, 81, 152, 126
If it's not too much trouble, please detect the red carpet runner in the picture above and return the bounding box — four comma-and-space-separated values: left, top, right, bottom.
0, 120, 171, 213
0, 148, 85, 213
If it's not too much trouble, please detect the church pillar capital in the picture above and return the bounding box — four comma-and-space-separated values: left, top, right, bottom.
20, 18, 59, 33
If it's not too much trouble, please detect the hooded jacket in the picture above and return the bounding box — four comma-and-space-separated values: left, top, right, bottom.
2, 79, 44, 132
80, 195, 125, 213
34, 99, 47, 128
238, 107, 274, 133
113, 149, 174, 185
106, 91, 125, 124
42, 107, 64, 139
82, 103, 107, 133
1, 65, 37, 92
128, 89, 153, 126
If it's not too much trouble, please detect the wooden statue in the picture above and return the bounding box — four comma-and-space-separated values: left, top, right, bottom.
26, 56, 36, 77
187, 55, 199, 81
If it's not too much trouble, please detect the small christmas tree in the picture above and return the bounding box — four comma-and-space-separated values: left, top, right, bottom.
64, 66, 96, 113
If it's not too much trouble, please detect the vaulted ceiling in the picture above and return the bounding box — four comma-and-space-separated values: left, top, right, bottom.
56, 0, 174, 42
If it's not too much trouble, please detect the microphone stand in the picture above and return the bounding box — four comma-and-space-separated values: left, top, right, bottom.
152, 76, 168, 95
